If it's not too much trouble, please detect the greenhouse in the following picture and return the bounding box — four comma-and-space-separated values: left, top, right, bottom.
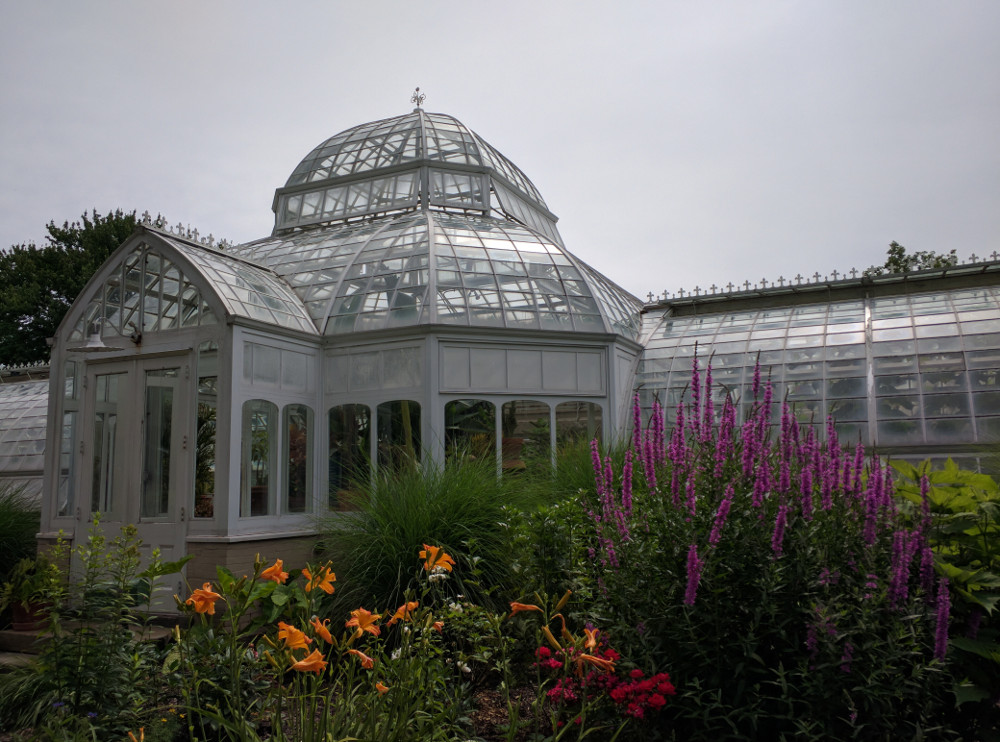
0, 104, 996, 608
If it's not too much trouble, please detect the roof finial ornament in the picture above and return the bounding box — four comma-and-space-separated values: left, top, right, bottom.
411, 87, 425, 109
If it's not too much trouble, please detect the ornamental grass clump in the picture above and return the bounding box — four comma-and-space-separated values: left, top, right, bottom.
582, 357, 959, 740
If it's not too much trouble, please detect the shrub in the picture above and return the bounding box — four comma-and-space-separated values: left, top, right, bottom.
0, 483, 41, 583
580, 359, 957, 740
316, 456, 548, 614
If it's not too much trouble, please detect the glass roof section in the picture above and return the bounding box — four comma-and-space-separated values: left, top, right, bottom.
232, 211, 643, 339
70, 237, 317, 340
637, 286, 1000, 454
274, 111, 561, 245
0, 380, 48, 475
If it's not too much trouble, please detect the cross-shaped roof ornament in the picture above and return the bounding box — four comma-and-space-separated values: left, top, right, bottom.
411, 87, 426, 109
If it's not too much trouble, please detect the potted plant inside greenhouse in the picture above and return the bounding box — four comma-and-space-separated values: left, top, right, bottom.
0, 554, 59, 630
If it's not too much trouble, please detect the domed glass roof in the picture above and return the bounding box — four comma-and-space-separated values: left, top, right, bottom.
273, 111, 563, 246
233, 210, 642, 339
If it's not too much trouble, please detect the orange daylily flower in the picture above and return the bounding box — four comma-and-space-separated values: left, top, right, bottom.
277, 621, 312, 651
292, 648, 328, 674
346, 608, 382, 638
260, 559, 289, 584
509, 601, 542, 618
419, 544, 456, 572
311, 616, 333, 644
376, 681, 390, 695
387, 600, 419, 625
575, 652, 616, 677
347, 648, 375, 669
433, 620, 444, 632
583, 627, 599, 650
302, 564, 337, 594
127, 729, 145, 742
186, 583, 222, 614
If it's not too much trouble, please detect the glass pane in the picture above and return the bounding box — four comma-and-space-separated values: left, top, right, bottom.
242, 400, 278, 517
329, 404, 371, 509
285, 404, 313, 513
555, 401, 603, 453
58, 411, 76, 517
194, 372, 217, 519
92, 373, 124, 514
502, 400, 550, 473
141, 369, 178, 518
445, 399, 496, 463
377, 400, 421, 471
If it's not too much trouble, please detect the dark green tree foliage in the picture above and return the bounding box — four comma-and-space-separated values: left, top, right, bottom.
864, 240, 958, 278
0, 210, 136, 365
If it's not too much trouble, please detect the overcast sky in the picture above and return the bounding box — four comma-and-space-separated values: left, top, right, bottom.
1, 1, 997, 300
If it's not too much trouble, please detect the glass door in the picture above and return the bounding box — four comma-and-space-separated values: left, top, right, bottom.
79, 356, 191, 610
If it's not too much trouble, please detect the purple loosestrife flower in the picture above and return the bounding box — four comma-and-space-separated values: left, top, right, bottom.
888, 529, 920, 608
778, 459, 791, 495
632, 392, 642, 451
685, 474, 697, 518
684, 543, 703, 606
702, 363, 714, 445
652, 399, 666, 465
799, 467, 814, 521
642, 431, 658, 492
751, 357, 762, 399
752, 459, 770, 509
708, 485, 734, 548
863, 573, 879, 600
840, 641, 854, 674
603, 455, 614, 501
852, 442, 865, 499
621, 448, 634, 518
690, 355, 702, 442
591, 439, 605, 500
919, 542, 936, 595
771, 502, 789, 557
935, 577, 951, 661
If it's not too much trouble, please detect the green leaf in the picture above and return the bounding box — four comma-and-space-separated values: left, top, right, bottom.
139, 554, 193, 579
950, 636, 1000, 663
952, 680, 991, 706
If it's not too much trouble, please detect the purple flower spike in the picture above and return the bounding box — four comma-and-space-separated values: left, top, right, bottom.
934, 577, 951, 661
684, 543, 703, 606
771, 502, 789, 557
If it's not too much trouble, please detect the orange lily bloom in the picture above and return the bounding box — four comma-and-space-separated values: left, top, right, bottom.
278, 620, 312, 651
419, 544, 456, 572
583, 627, 599, 650
185, 583, 222, 614
292, 648, 328, 674
260, 558, 289, 584
575, 652, 616, 677
127, 729, 145, 742
376, 681, 390, 695
302, 564, 337, 594
433, 620, 444, 632
311, 616, 333, 644
387, 600, 419, 625
346, 608, 382, 638
509, 602, 542, 618
347, 648, 375, 669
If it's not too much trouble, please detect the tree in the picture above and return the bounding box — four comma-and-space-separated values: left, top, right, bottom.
863, 240, 958, 278
0, 210, 137, 365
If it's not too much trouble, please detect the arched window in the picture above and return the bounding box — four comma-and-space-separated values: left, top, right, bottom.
241, 400, 278, 517
377, 400, 420, 471
555, 401, 603, 453
329, 404, 371, 509
284, 404, 313, 513
445, 399, 495, 463
501, 400, 550, 473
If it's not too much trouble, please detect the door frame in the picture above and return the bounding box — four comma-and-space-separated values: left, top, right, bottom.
76, 352, 193, 608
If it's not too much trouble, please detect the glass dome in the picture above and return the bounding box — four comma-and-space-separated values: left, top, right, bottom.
273, 110, 562, 245
232, 210, 642, 339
